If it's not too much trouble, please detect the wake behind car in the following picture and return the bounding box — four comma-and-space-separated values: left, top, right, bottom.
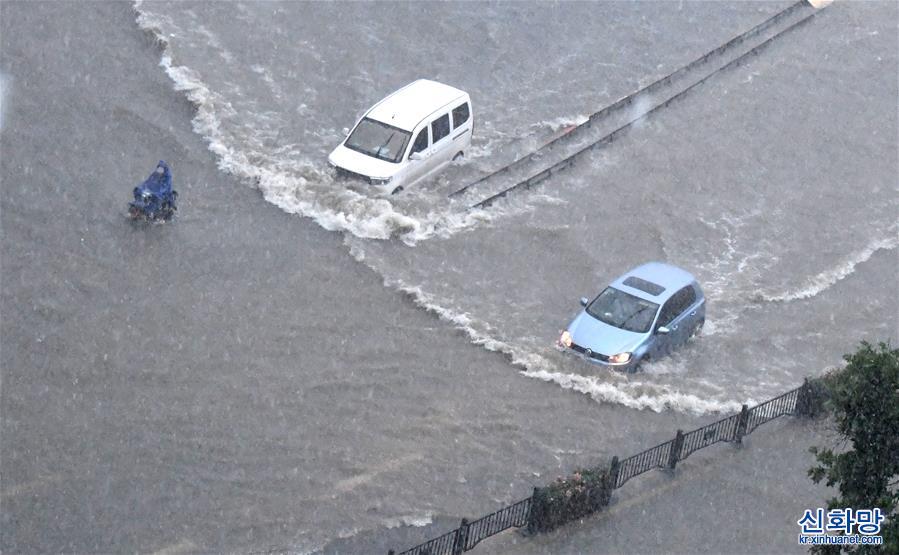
328, 79, 473, 195
559, 262, 705, 373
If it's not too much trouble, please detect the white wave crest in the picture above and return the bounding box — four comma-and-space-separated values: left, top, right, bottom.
521, 369, 749, 415
383, 513, 434, 529
534, 114, 590, 133
756, 229, 899, 303
391, 279, 554, 370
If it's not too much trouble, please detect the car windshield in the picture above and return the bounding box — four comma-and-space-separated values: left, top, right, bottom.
344, 118, 411, 163
586, 287, 660, 333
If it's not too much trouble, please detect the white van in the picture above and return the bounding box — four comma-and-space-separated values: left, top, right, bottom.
328, 79, 473, 195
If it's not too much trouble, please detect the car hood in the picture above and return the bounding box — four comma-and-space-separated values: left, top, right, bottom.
328, 143, 401, 179
567, 311, 646, 355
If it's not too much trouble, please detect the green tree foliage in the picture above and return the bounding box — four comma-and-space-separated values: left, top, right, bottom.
808, 341, 899, 554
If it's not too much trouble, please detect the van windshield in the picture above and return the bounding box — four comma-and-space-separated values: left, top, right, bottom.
344, 118, 411, 164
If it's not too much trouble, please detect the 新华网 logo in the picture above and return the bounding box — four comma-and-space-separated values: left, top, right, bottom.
797, 508, 884, 546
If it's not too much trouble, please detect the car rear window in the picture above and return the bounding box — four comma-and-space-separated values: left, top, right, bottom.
623, 276, 666, 296
452, 102, 470, 128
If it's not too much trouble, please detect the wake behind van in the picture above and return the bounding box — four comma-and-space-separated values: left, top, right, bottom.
328, 79, 473, 195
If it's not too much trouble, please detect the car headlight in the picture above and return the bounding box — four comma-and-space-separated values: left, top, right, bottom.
559, 330, 572, 348
609, 352, 632, 364
369, 177, 391, 186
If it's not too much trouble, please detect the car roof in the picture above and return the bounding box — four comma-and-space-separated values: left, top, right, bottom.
367, 79, 468, 132
610, 262, 698, 302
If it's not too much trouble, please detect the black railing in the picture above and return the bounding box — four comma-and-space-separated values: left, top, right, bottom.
388, 377, 827, 554
680, 412, 741, 460
464, 498, 532, 551
747, 387, 800, 434
615, 438, 672, 489
396, 527, 458, 555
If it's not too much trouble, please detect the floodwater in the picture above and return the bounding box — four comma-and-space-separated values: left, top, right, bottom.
136, 0, 897, 413
2, 1, 896, 553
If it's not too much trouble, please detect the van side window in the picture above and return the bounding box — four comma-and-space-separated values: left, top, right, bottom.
410, 128, 429, 156
431, 114, 450, 143
452, 103, 470, 129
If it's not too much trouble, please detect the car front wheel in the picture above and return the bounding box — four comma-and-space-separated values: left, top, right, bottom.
691, 318, 705, 339
630, 356, 649, 374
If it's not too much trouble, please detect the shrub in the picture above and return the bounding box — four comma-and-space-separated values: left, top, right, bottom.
529, 465, 612, 533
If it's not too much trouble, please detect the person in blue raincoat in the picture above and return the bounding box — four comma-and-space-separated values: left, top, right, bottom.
144, 161, 172, 195
129, 160, 177, 220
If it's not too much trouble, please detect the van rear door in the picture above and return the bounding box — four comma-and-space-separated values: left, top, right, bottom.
450, 99, 472, 153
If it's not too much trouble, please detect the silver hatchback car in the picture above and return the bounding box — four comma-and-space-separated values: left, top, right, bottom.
559, 262, 705, 372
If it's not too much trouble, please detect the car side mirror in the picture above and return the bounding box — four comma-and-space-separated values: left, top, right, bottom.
409, 152, 425, 161
579, 297, 589, 307
342, 127, 350, 137
656, 326, 670, 335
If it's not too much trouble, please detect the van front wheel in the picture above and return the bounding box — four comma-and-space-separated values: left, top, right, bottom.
453, 151, 464, 162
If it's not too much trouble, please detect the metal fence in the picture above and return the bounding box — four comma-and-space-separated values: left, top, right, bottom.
396, 527, 459, 555
747, 387, 800, 434
464, 498, 532, 551
680, 413, 741, 461
388, 378, 825, 554
392, 498, 532, 555
615, 439, 673, 489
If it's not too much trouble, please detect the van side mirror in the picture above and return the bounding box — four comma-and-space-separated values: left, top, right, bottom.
579, 297, 589, 307
656, 326, 670, 335
409, 152, 425, 161
342, 127, 350, 137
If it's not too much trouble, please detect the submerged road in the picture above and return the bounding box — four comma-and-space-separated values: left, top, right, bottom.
2, 0, 895, 553
0, 3, 711, 553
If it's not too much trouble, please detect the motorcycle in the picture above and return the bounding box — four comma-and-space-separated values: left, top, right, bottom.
128, 161, 178, 222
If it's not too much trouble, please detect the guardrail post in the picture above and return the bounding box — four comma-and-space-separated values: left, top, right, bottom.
609, 456, 620, 490
802, 377, 828, 417
452, 518, 468, 555
795, 377, 826, 417
795, 378, 810, 416
667, 430, 685, 470
734, 404, 750, 444
526, 487, 541, 534
597, 466, 613, 507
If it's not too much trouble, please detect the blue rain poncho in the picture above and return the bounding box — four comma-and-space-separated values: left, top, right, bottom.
141, 160, 173, 195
